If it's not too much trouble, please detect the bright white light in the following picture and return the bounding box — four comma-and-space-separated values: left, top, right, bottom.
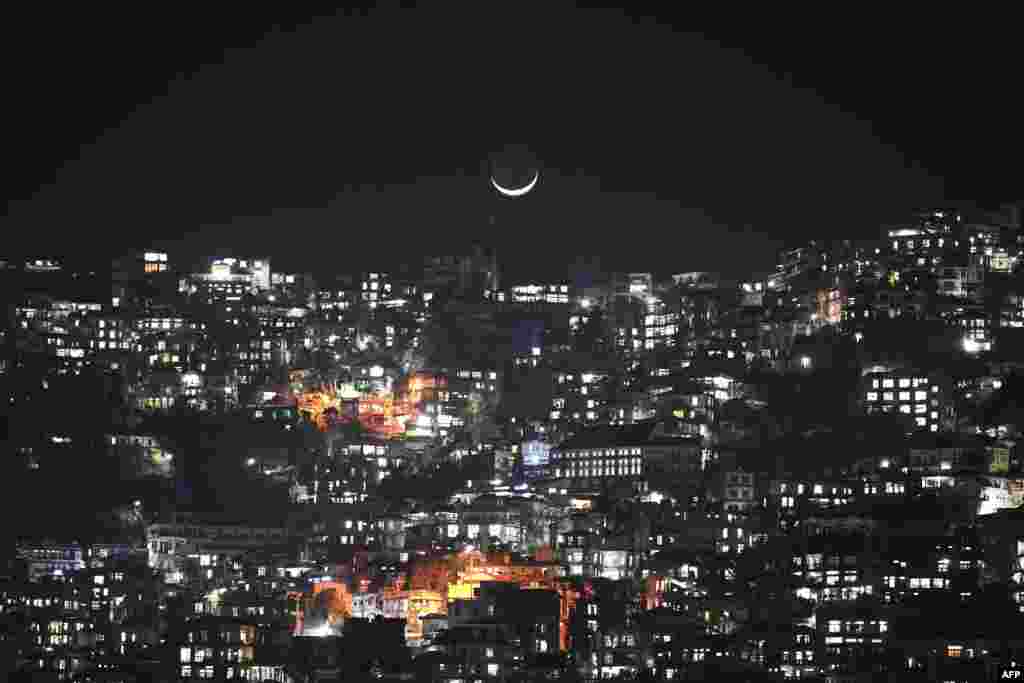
531, 347, 541, 357
491, 171, 539, 197
246, 458, 256, 467
580, 298, 591, 309
490, 479, 503, 486
307, 623, 333, 638
963, 337, 982, 354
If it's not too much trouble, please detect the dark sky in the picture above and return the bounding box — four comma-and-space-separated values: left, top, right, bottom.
2, 8, 1017, 281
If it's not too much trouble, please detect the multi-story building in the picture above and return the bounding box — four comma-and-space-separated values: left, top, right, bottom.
549, 421, 703, 495
861, 365, 953, 432
506, 283, 570, 305
146, 519, 289, 587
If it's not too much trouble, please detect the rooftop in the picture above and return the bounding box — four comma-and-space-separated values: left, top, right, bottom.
557, 421, 701, 451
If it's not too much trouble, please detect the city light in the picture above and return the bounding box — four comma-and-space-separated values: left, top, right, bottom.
306, 623, 333, 638
962, 337, 987, 354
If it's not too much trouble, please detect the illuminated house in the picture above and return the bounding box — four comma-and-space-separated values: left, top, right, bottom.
358, 271, 400, 312
176, 616, 264, 682
861, 365, 953, 432
432, 621, 520, 682
183, 257, 271, 307
886, 210, 960, 271
15, 297, 106, 371
334, 439, 401, 487
449, 582, 561, 657
550, 421, 703, 495
453, 494, 525, 547
815, 604, 892, 677
146, 520, 288, 587
936, 256, 986, 300
105, 432, 175, 479
508, 283, 570, 305
671, 272, 719, 290
789, 532, 881, 606
0, 577, 95, 678
253, 303, 308, 366
642, 295, 680, 351
2, 559, 165, 679
614, 272, 653, 301
718, 469, 756, 515
16, 542, 86, 581
550, 364, 615, 430
315, 285, 356, 323
555, 513, 644, 581
520, 440, 552, 480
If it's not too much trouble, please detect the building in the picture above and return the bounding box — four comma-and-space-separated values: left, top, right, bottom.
550, 421, 703, 495
861, 365, 953, 432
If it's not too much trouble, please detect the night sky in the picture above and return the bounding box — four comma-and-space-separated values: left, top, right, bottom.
3, 8, 1017, 281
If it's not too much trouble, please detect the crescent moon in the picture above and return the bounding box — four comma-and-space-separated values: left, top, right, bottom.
491, 170, 539, 197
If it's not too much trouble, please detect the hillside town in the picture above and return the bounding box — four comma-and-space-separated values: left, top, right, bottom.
7, 206, 1024, 682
